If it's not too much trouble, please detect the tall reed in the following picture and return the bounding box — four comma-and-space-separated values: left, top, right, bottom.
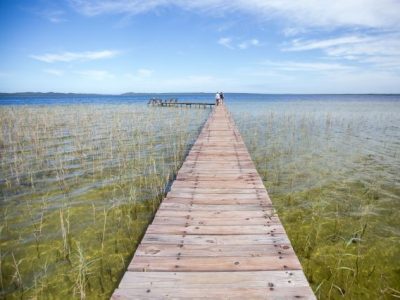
0, 103, 210, 298
232, 101, 400, 299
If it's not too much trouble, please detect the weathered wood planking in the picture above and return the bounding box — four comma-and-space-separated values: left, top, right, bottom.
112, 105, 315, 299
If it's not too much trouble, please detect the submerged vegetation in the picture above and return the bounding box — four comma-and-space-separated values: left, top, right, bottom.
0, 104, 209, 299
231, 100, 400, 299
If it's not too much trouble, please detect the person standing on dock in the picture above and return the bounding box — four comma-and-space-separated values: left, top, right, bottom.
219, 92, 224, 104
215, 92, 221, 105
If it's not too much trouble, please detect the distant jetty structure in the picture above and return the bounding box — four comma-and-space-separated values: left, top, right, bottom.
148, 98, 215, 108
112, 104, 315, 299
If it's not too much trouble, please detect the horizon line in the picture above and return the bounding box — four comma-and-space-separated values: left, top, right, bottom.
1, 91, 400, 96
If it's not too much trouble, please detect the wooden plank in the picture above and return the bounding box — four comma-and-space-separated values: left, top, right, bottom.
168, 188, 269, 194
159, 202, 271, 211
141, 234, 291, 245
164, 193, 272, 203
146, 224, 285, 235
181, 161, 255, 168
155, 210, 276, 219
135, 244, 295, 257
112, 271, 316, 299
191, 144, 248, 149
184, 158, 253, 163
175, 170, 261, 176
113, 286, 315, 299
176, 172, 263, 179
189, 148, 250, 153
171, 180, 265, 189
162, 197, 270, 205
152, 216, 280, 226
117, 270, 311, 288
129, 255, 303, 272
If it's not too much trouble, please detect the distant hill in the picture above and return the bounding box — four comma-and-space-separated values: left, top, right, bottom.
0, 92, 110, 97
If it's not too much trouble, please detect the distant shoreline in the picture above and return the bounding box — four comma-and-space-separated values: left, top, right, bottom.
1, 92, 400, 97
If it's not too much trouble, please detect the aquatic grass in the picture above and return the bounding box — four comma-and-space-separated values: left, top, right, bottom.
231, 100, 400, 299
0, 104, 210, 298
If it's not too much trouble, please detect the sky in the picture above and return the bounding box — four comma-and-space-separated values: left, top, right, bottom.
0, 0, 400, 94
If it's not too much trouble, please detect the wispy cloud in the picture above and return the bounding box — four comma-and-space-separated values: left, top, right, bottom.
75, 70, 114, 80
69, 0, 400, 30
218, 37, 259, 49
263, 60, 354, 72
285, 34, 400, 70
285, 36, 372, 52
41, 10, 66, 23
44, 69, 64, 76
218, 37, 233, 49
31, 50, 119, 63
28, 5, 67, 23
238, 39, 259, 49
69, 0, 164, 16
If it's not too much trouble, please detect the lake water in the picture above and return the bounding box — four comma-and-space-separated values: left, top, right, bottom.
1, 93, 400, 106
1, 93, 399, 299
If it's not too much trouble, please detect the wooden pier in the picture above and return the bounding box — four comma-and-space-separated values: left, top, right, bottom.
149, 101, 215, 108
112, 105, 315, 299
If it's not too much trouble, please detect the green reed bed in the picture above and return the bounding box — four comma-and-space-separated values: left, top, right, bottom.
231, 101, 400, 299
0, 104, 210, 299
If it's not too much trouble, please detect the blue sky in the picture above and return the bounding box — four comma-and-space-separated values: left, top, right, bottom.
1, 0, 400, 93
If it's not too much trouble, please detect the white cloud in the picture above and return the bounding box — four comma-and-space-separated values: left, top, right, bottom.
31, 50, 118, 63
44, 69, 64, 76
69, 0, 400, 30
218, 37, 233, 49
75, 70, 114, 80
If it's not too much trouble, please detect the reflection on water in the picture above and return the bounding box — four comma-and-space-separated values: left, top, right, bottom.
229, 99, 400, 299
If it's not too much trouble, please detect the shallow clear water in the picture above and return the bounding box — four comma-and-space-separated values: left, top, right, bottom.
229, 98, 400, 299
1, 94, 399, 299
0, 103, 210, 299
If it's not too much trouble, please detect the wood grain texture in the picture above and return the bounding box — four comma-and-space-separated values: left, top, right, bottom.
111, 104, 315, 299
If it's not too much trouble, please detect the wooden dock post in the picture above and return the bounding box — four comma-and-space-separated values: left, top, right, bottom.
112, 104, 315, 299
